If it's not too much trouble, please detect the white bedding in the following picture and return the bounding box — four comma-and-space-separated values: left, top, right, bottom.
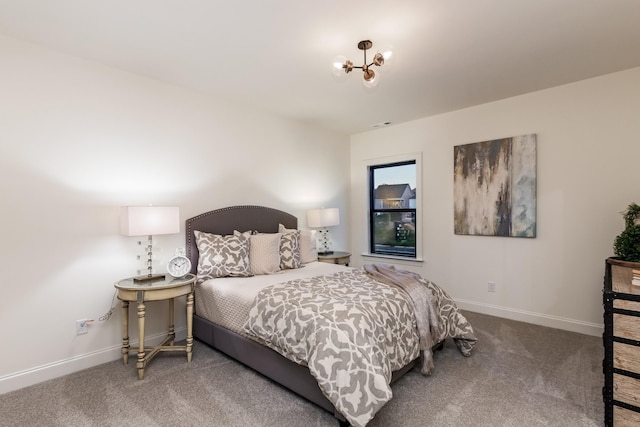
195, 261, 351, 334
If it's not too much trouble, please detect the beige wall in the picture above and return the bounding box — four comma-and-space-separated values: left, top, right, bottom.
350, 67, 640, 335
0, 35, 350, 393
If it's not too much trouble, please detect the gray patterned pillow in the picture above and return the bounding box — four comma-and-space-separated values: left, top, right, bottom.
194, 230, 252, 280
279, 229, 301, 269
278, 224, 317, 264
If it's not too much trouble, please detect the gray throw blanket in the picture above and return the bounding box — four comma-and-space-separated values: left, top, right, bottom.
364, 264, 441, 374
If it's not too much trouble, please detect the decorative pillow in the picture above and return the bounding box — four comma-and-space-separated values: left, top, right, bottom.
194, 230, 251, 280
279, 224, 317, 264
233, 230, 253, 239
234, 230, 282, 275
279, 229, 301, 269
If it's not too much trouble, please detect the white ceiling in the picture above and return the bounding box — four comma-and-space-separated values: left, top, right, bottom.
1, 0, 639, 134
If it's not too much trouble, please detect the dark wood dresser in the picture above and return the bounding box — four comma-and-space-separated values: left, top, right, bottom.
603, 257, 640, 426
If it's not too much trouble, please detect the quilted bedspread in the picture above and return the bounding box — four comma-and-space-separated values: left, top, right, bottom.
243, 267, 476, 426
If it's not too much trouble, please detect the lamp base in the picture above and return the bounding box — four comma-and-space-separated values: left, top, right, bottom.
133, 273, 166, 283
317, 250, 334, 255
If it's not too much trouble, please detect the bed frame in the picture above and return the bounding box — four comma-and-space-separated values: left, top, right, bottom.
186, 205, 416, 425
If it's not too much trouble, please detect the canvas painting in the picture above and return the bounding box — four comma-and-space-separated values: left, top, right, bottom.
454, 134, 536, 237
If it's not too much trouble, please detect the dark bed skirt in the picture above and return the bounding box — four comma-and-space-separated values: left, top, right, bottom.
193, 314, 418, 423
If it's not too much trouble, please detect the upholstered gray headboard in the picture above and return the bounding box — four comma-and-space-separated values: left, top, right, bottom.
185, 205, 298, 274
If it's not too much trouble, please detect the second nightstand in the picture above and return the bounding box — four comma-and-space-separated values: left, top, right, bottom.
317, 251, 351, 266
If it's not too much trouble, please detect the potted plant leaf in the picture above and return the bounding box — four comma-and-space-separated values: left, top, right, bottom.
613, 202, 640, 262
608, 203, 640, 294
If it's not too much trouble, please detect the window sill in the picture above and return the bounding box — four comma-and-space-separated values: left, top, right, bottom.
360, 253, 424, 263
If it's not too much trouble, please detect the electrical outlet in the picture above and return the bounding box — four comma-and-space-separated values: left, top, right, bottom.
488, 282, 496, 293
76, 319, 89, 335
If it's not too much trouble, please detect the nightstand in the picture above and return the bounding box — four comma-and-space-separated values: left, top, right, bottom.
115, 274, 196, 380
317, 251, 351, 266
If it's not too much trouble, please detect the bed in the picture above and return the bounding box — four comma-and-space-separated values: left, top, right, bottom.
186, 205, 476, 426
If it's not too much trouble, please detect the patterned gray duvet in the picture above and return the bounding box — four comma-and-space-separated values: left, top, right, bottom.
243, 266, 476, 426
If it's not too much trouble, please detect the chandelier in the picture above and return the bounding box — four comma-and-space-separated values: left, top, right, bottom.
332, 40, 393, 88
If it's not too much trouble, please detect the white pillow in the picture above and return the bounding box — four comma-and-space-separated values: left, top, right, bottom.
279, 224, 317, 264
249, 233, 282, 275
234, 230, 282, 275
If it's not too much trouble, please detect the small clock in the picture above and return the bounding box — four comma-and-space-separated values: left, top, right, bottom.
167, 247, 191, 279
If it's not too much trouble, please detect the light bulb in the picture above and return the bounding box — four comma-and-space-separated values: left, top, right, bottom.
362, 69, 379, 88
331, 55, 348, 77
377, 44, 394, 69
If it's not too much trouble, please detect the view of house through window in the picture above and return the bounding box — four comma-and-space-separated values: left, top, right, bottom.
369, 161, 417, 258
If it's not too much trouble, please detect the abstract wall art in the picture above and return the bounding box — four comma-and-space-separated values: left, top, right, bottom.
454, 134, 537, 237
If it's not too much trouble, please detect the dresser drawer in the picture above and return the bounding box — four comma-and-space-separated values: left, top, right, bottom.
614, 342, 640, 373
612, 263, 640, 295
614, 373, 640, 408
614, 299, 640, 312
614, 405, 640, 427
614, 312, 640, 342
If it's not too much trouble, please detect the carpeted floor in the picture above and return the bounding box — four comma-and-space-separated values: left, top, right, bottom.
0, 311, 603, 426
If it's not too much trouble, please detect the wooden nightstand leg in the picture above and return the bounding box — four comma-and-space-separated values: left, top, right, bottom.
168, 298, 175, 345
121, 300, 129, 365
186, 292, 194, 362
137, 302, 146, 380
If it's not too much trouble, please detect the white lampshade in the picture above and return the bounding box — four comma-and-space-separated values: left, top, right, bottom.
306, 208, 340, 228
120, 206, 180, 236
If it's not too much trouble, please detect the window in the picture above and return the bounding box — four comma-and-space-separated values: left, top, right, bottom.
369, 160, 417, 258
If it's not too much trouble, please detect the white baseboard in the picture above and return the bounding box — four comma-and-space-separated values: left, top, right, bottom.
0, 328, 187, 395
455, 298, 603, 337
1, 304, 602, 395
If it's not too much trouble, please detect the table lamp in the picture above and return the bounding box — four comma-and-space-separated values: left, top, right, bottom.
120, 206, 180, 282
306, 207, 340, 255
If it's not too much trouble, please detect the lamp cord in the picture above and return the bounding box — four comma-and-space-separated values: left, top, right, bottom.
99, 290, 119, 322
